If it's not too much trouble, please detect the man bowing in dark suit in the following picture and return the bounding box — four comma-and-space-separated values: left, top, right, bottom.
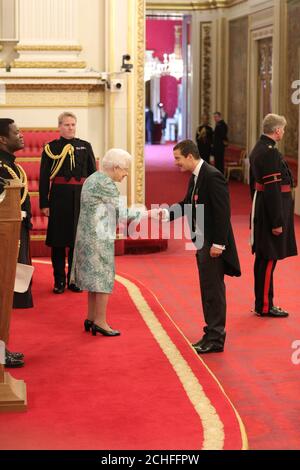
162, 140, 241, 353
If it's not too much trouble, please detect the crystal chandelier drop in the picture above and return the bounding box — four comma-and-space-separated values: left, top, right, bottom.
144, 25, 183, 81
161, 52, 184, 80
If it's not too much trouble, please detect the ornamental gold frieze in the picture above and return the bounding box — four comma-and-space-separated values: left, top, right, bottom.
146, 0, 235, 11
200, 22, 212, 119
4, 83, 105, 92
15, 45, 82, 52
12, 61, 86, 69
2, 90, 104, 108
146, 0, 246, 9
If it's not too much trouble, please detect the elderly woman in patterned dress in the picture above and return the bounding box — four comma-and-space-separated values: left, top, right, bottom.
71, 148, 150, 337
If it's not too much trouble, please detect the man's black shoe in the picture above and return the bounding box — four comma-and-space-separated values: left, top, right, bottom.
193, 342, 224, 354
255, 306, 289, 317
5, 349, 24, 360
269, 306, 289, 317
53, 282, 65, 294
5, 353, 24, 368
192, 337, 207, 348
68, 283, 82, 293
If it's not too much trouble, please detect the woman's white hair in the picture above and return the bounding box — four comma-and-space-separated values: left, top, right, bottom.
102, 148, 133, 170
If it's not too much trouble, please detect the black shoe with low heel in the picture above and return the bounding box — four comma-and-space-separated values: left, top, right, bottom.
84, 319, 94, 332
91, 324, 120, 337
5, 348, 24, 360
68, 283, 82, 293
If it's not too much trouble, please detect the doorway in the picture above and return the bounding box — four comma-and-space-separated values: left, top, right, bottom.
144, 14, 192, 208
145, 14, 192, 146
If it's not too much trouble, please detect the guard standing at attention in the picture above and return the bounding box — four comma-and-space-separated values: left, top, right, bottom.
39, 112, 96, 294
249, 113, 297, 317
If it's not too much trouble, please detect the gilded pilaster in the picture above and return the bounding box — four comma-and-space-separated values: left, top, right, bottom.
272, 0, 287, 117
199, 22, 212, 119
215, 17, 228, 118
131, 0, 145, 205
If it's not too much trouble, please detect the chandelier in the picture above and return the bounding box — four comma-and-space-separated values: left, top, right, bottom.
144, 50, 183, 81
161, 52, 183, 80
145, 25, 184, 81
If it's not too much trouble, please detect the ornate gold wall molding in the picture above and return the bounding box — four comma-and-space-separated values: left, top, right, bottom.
15, 45, 82, 52
199, 22, 212, 119
248, 21, 274, 151
1, 89, 104, 108
146, 0, 245, 10
4, 83, 104, 92
285, 0, 299, 159
12, 61, 86, 69
228, 16, 248, 147
135, 0, 146, 204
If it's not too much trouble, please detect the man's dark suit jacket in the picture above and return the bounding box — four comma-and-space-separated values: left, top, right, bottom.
169, 161, 241, 277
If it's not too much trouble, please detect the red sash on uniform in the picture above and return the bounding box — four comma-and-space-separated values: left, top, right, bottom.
53, 177, 86, 185
255, 183, 291, 192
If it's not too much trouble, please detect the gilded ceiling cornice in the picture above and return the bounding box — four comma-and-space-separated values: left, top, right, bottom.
146, 0, 246, 10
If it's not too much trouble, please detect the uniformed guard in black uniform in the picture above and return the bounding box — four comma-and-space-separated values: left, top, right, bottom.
213, 112, 228, 174
39, 112, 96, 294
249, 114, 297, 317
0, 118, 32, 368
195, 114, 213, 164
0, 120, 33, 310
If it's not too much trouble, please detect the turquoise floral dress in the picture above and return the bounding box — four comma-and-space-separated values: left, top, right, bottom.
70, 171, 142, 293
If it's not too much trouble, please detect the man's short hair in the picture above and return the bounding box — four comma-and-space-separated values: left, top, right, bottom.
213, 111, 222, 117
263, 113, 287, 134
0, 118, 14, 137
173, 140, 200, 159
58, 112, 77, 126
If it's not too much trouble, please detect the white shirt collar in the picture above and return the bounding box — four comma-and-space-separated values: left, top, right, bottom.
192, 159, 204, 181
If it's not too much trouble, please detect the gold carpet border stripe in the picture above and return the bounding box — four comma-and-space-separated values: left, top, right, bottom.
31, 260, 246, 449
115, 274, 224, 450
117, 270, 249, 451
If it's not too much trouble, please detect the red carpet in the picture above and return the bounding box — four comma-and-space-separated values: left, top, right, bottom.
2, 144, 299, 449
117, 171, 300, 450
1, 262, 245, 450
